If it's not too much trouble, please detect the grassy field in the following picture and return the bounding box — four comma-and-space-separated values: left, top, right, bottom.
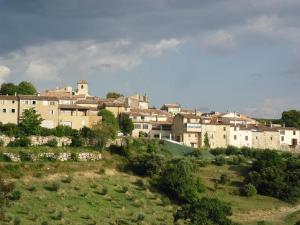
2, 148, 300, 225
3, 161, 175, 225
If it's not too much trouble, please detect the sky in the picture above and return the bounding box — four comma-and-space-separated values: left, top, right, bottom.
0, 0, 300, 118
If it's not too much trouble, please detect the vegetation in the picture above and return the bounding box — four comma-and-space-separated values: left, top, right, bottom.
19, 108, 43, 135
204, 132, 210, 148
106, 92, 124, 99
281, 110, 300, 128
119, 114, 134, 135
0, 81, 37, 95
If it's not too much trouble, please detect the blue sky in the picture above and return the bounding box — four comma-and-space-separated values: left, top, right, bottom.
0, 0, 300, 118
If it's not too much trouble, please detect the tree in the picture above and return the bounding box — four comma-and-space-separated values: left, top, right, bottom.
204, 132, 210, 148
0, 83, 18, 95
98, 109, 119, 139
240, 183, 257, 197
17, 81, 37, 95
106, 92, 124, 99
281, 110, 300, 128
157, 159, 205, 203
119, 114, 134, 135
91, 122, 112, 151
174, 197, 233, 225
19, 108, 43, 135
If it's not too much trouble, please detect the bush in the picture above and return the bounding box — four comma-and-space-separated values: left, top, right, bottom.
220, 174, 230, 185
19, 151, 31, 161
157, 158, 205, 203
214, 156, 226, 166
46, 139, 58, 147
174, 197, 234, 225
240, 183, 257, 197
9, 190, 21, 200
210, 148, 225, 156
7, 137, 31, 147
44, 182, 60, 192
70, 135, 84, 147
225, 145, 240, 155
0, 139, 4, 147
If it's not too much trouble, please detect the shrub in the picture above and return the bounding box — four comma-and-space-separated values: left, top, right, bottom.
214, 156, 226, 166
225, 145, 240, 155
210, 148, 226, 156
44, 182, 60, 192
19, 151, 31, 161
9, 190, 21, 200
70, 135, 84, 147
220, 174, 230, 185
46, 139, 58, 147
26, 185, 36, 192
99, 186, 108, 195
0, 139, 4, 147
70, 152, 79, 162
157, 158, 205, 203
13, 217, 21, 225
174, 197, 233, 225
61, 176, 72, 183
137, 213, 145, 221
7, 137, 31, 147
240, 183, 257, 197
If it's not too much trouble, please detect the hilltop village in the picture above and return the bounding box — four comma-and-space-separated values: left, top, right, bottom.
0, 80, 299, 152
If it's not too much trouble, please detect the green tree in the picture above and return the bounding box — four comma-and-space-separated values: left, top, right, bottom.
19, 108, 43, 135
106, 92, 124, 99
98, 109, 119, 139
174, 197, 233, 225
204, 132, 210, 148
119, 114, 134, 135
281, 110, 300, 128
157, 159, 205, 203
0, 83, 18, 95
91, 122, 112, 151
17, 81, 37, 95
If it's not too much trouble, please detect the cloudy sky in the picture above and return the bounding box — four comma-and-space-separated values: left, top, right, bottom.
0, 0, 300, 118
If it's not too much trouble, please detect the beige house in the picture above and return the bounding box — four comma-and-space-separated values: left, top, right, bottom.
161, 103, 181, 115
18, 95, 59, 128
98, 99, 130, 117
124, 108, 172, 138
201, 124, 230, 148
277, 127, 300, 151
172, 114, 202, 148
58, 104, 101, 130
0, 95, 19, 124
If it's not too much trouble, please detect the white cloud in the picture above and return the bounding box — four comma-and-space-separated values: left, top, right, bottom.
201, 30, 237, 53
245, 98, 300, 118
0, 65, 11, 83
0, 38, 181, 82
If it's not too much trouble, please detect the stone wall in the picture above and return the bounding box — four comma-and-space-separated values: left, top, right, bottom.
2, 152, 102, 162
0, 135, 71, 147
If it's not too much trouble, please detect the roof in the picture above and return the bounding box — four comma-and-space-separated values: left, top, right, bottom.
235, 124, 279, 132
178, 113, 201, 119
77, 80, 88, 84
129, 108, 171, 117
276, 127, 300, 131
19, 95, 58, 101
0, 95, 18, 100
59, 104, 98, 110
163, 103, 180, 108
76, 99, 100, 104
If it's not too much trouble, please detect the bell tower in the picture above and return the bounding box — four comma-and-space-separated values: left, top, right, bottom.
76, 80, 89, 96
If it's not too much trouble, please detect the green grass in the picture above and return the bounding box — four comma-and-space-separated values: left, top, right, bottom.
3, 162, 175, 225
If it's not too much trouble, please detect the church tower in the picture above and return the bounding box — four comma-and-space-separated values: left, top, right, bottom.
76, 80, 89, 96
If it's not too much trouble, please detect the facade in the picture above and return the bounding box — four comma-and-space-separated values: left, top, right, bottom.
0, 96, 19, 124
201, 124, 230, 148
18, 95, 59, 129
172, 114, 202, 148
124, 108, 172, 138
161, 103, 181, 115
277, 127, 300, 150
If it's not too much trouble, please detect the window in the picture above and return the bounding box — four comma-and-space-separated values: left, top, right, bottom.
141, 116, 145, 120
12, 100, 15, 104
281, 136, 284, 142
293, 131, 296, 135
25, 100, 29, 105
143, 124, 148, 130
223, 134, 226, 139
50, 110, 55, 115
234, 127, 237, 131
50, 101, 55, 106
11, 109, 15, 113
280, 130, 285, 135
234, 135, 237, 140
134, 124, 141, 129
270, 136, 273, 141
223, 127, 226, 131
32, 100, 36, 105
245, 136, 248, 141
211, 134, 214, 139
3, 109, 6, 113
81, 85, 84, 89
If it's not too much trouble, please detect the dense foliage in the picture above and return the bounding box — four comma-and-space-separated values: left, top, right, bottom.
247, 150, 300, 202
106, 92, 124, 99
174, 197, 234, 225
281, 110, 300, 128
19, 108, 43, 135
0, 81, 37, 95
119, 114, 134, 135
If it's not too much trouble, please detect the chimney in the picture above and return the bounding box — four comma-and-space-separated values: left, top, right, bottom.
283, 123, 285, 128
270, 122, 273, 128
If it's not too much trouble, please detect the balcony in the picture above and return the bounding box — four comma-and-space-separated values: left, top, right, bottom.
184, 123, 202, 132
